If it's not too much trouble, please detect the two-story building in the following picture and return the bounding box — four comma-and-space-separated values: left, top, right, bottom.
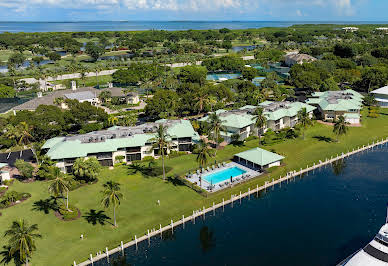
371, 86, 388, 108
258, 101, 315, 131
306, 89, 363, 124
42, 119, 200, 173
199, 101, 316, 143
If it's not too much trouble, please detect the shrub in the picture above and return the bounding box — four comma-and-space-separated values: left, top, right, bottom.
246, 135, 259, 141
0, 191, 31, 209
142, 156, 155, 162
58, 204, 79, 221
115, 155, 125, 164
14, 159, 34, 180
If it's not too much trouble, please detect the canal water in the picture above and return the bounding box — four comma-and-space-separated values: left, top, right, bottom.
96, 144, 388, 266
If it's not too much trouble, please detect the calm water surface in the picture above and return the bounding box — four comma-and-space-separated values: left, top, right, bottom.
1, 21, 388, 33
94, 144, 388, 266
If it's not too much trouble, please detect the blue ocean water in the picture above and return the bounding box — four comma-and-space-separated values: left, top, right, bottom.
94, 144, 388, 266
0, 21, 387, 33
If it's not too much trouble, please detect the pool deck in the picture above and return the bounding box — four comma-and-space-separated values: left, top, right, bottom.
186, 162, 260, 192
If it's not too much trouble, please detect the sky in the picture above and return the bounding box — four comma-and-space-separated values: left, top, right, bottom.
0, 0, 387, 21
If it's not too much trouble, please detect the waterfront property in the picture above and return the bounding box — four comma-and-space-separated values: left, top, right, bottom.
258, 101, 315, 131
371, 86, 388, 108
186, 147, 284, 192
186, 162, 258, 192
199, 101, 316, 143
42, 119, 200, 173
233, 147, 284, 171
306, 89, 363, 124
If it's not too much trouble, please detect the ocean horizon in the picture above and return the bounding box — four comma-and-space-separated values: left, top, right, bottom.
0, 20, 388, 33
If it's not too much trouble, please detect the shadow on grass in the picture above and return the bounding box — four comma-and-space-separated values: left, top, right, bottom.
313, 135, 334, 143
83, 209, 112, 226
31, 196, 59, 214
231, 141, 245, 147
0, 245, 22, 265
128, 162, 172, 178
165, 175, 185, 187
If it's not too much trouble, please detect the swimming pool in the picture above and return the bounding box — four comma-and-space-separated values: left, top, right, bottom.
203, 166, 246, 184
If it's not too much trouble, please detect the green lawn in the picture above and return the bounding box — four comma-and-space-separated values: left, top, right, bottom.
1, 109, 388, 265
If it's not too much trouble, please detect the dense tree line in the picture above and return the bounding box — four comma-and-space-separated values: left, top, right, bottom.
0, 100, 108, 148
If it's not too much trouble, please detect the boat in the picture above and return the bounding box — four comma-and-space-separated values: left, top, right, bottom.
338, 205, 388, 265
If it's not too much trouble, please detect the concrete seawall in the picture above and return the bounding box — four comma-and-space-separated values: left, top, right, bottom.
75, 137, 388, 266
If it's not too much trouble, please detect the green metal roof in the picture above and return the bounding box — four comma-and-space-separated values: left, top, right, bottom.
199, 111, 254, 129
307, 89, 363, 112
259, 102, 316, 121
41, 137, 66, 149
45, 119, 199, 160
234, 148, 284, 166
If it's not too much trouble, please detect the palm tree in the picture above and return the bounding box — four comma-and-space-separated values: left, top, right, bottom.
333, 115, 348, 142
195, 139, 214, 187
149, 125, 171, 181
208, 96, 217, 112
8, 67, 17, 91
48, 167, 70, 209
208, 113, 225, 156
5, 122, 34, 146
108, 116, 118, 126
79, 65, 89, 87
101, 181, 123, 227
3, 219, 42, 266
53, 97, 64, 107
297, 108, 313, 140
94, 65, 103, 88
195, 88, 210, 115
251, 107, 267, 145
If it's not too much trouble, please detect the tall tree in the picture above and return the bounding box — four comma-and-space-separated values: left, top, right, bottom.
251, 107, 267, 145
208, 113, 225, 156
3, 219, 42, 266
149, 125, 171, 180
297, 108, 313, 140
333, 115, 348, 142
195, 139, 214, 187
4, 122, 33, 146
195, 88, 210, 114
101, 181, 123, 227
48, 167, 70, 209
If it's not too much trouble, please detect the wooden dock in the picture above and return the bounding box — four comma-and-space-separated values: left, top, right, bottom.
75, 137, 388, 266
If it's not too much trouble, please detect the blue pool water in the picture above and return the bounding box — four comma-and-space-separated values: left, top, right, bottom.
203, 166, 246, 184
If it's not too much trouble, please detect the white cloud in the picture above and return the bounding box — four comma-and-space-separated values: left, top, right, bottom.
0, 0, 356, 16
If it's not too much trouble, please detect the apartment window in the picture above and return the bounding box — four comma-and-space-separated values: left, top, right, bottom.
127, 153, 141, 162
